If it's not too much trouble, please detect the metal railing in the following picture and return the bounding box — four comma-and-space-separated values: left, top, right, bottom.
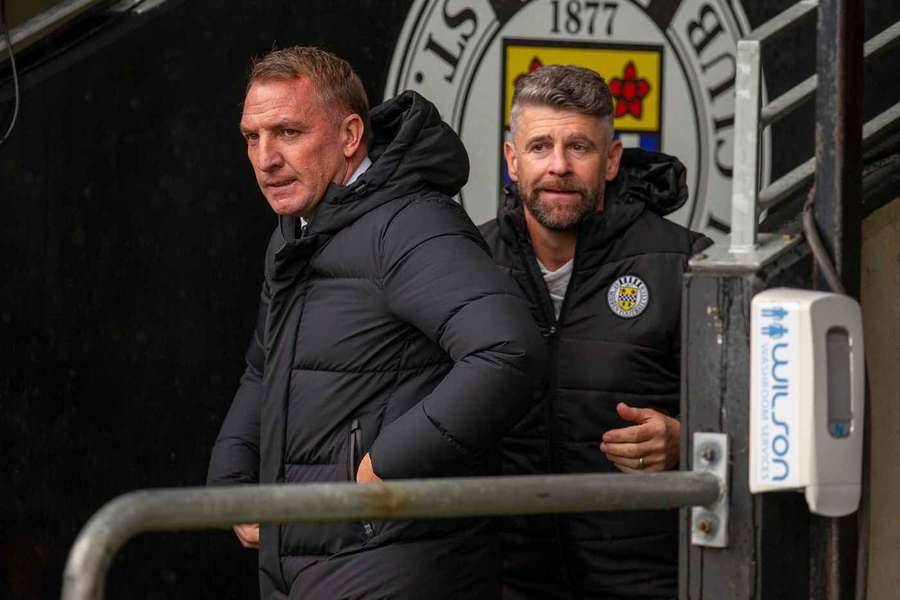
0, 0, 111, 56
0, 0, 171, 58
62, 470, 723, 600
726, 0, 900, 257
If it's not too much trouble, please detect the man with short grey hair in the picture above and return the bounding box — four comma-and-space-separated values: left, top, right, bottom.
479, 64, 711, 599
207, 46, 545, 600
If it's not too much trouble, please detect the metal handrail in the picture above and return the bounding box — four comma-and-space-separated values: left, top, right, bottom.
762, 21, 900, 127
758, 100, 900, 211
62, 472, 721, 600
729, 0, 900, 254
0, 0, 112, 56
0, 0, 169, 60
748, 0, 818, 43
861, 100, 900, 150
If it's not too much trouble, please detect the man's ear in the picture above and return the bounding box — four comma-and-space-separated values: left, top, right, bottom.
504, 141, 519, 182
605, 138, 624, 181
341, 113, 365, 158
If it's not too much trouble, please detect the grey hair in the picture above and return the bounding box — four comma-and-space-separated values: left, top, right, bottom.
509, 64, 614, 138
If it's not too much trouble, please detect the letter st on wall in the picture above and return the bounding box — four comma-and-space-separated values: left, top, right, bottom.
387, 0, 771, 242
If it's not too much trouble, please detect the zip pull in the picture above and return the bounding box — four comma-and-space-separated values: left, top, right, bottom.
351, 418, 363, 450
349, 418, 376, 539
348, 418, 361, 481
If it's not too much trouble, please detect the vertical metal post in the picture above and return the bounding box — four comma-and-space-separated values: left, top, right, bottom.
812, 1, 864, 599
814, 0, 863, 296
681, 249, 813, 599
730, 40, 762, 253
681, 275, 759, 598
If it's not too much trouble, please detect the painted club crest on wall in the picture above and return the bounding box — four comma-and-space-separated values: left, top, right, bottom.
387, 0, 770, 242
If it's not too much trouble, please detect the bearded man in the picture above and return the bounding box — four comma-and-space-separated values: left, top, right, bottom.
479, 64, 711, 600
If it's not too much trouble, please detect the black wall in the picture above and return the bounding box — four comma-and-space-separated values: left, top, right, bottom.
1, 1, 897, 598
0, 1, 412, 597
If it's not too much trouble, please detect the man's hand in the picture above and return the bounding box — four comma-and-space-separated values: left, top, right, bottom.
599, 402, 680, 473
232, 523, 260, 549
356, 453, 383, 483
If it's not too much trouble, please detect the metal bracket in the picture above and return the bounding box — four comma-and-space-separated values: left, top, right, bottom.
691, 432, 730, 548
690, 233, 802, 273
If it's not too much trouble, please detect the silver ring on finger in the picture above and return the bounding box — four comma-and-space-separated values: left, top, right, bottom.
638, 456, 645, 469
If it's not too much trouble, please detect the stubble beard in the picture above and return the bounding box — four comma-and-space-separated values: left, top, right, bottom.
520, 181, 603, 231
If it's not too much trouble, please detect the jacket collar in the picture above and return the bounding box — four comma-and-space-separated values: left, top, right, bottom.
497, 181, 644, 257
496, 148, 688, 254
277, 90, 470, 241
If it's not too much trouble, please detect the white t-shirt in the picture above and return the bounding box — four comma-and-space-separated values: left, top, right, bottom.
537, 257, 574, 319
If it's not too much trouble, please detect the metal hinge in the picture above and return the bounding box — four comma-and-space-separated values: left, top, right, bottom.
691, 432, 730, 548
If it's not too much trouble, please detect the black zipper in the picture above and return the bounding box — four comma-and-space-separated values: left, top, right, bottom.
349, 418, 376, 539
518, 230, 582, 598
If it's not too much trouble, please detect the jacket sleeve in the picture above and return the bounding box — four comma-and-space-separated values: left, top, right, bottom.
206, 284, 268, 486
368, 195, 546, 479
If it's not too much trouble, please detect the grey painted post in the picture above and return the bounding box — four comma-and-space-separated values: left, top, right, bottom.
681, 246, 814, 599
729, 40, 762, 253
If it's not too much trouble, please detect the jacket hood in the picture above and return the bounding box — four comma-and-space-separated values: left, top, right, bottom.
497, 148, 688, 249
607, 148, 688, 216
366, 90, 470, 197
298, 90, 469, 237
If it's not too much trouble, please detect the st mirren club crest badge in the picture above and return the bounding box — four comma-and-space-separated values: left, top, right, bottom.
607, 275, 649, 318
386, 0, 771, 243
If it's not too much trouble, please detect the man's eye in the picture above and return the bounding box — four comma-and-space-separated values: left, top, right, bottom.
529, 143, 546, 152
282, 129, 299, 137
244, 133, 259, 143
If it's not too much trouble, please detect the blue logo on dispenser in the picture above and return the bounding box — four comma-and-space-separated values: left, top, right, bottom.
758, 303, 796, 485
761, 306, 787, 320
761, 323, 789, 339
768, 343, 791, 481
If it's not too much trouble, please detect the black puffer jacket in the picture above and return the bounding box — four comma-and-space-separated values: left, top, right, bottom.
208, 91, 545, 600
479, 149, 711, 600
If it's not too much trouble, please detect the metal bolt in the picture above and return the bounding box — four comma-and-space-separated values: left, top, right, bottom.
699, 445, 717, 465
694, 510, 720, 540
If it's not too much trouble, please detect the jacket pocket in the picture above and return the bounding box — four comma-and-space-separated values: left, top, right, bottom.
348, 418, 376, 540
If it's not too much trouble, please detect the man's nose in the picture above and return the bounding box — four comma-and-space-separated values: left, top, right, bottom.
548, 146, 572, 176
257, 136, 284, 171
